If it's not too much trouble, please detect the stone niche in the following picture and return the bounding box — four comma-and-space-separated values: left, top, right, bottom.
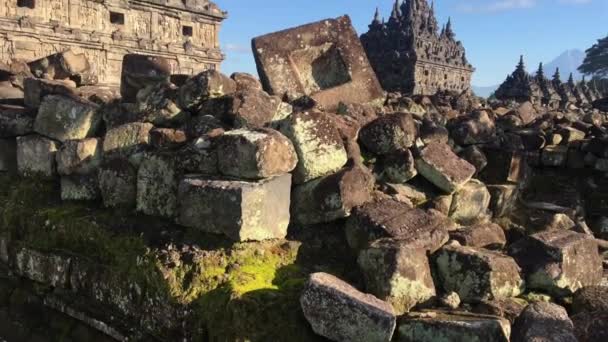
252, 15, 384, 110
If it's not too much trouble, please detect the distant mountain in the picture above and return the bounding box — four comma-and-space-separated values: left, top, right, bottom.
472, 49, 586, 98
544, 49, 585, 81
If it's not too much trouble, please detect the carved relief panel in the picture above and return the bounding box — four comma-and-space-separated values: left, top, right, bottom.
73, 1, 104, 33
47, 0, 70, 23
129, 10, 152, 39
157, 14, 180, 43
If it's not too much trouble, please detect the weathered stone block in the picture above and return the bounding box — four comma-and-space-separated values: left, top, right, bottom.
381, 149, 417, 183
458, 145, 487, 174
472, 298, 527, 323
16, 134, 58, 177
512, 302, 577, 342
60, 174, 100, 201
211, 89, 285, 128
252, 16, 384, 110
345, 199, 448, 252
11, 248, 71, 288
216, 128, 297, 179
34, 95, 100, 142
98, 158, 137, 209
23, 77, 79, 108
137, 154, 178, 218
449, 179, 491, 224
178, 70, 236, 111
434, 244, 524, 303
509, 230, 602, 295
300, 272, 396, 342
175, 137, 219, 175
178, 174, 292, 241
55, 138, 102, 176
103, 122, 153, 157
450, 223, 507, 249
277, 111, 347, 183
541, 145, 568, 167
415, 142, 476, 193
120, 55, 171, 103
291, 165, 374, 225
28, 50, 95, 86
231, 72, 262, 91
359, 113, 417, 155
478, 149, 523, 184
136, 82, 188, 126
0, 138, 16, 172
488, 184, 518, 218
0, 104, 35, 137
398, 312, 510, 342
149, 128, 188, 150
451, 110, 496, 145
358, 239, 436, 314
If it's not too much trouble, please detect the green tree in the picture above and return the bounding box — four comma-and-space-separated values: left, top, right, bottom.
579, 35, 608, 78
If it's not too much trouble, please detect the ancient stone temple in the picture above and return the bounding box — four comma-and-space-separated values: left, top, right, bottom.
495, 56, 602, 108
360, 0, 474, 96
0, 0, 226, 85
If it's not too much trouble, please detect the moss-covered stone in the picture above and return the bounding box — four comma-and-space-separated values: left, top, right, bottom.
0, 174, 324, 341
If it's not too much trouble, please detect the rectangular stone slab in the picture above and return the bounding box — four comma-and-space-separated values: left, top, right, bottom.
300, 272, 396, 342
178, 174, 292, 241
252, 16, 384, 110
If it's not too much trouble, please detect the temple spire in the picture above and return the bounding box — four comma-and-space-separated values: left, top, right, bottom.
445, 17, 455, 39
516, 55, 525, 72
371, 6, 382, 26
390, 0, 402, 20
553, 68, 561, 83
568, 73, 575, 87
536, 62, 544, 80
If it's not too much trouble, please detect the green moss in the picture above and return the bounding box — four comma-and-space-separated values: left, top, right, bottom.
0, 174, 323, 341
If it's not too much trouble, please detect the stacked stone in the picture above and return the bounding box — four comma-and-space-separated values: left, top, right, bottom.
1, 17, 608, 342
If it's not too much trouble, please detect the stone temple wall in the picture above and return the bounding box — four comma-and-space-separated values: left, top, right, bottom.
413, 61, 474, 95
0, 0, 225, 85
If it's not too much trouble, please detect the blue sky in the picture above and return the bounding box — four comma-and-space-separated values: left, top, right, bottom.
214, 0, 607, 87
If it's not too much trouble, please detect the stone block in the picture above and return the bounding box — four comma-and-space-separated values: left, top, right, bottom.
178, 174, 292, 241
509, 230, 602, 295
277, 111, 347, 183
478, 149, 523, 184
415, 142, 475, 193
16, 134, 58, 177
178, 70, 236, 111
60, 174, 100, 201
300, 272, 396, 342
458, 145, 487, 174
359, 113, 418, 155
434, 244, 524, 303
0, 104, 35, 137
451, 110, 496, 145
448, 179, 491, 224
450, 223, 507, 249
358, 239, 436, 314
512, 302, 577, 342
11, 248, 71, 288
34, 95, 100, 142
0, 138, 16, 173
216, 128, 297, 179
345, 199, 448, 252
149, 128, 188, 150
120, 54, 171, 103
55, 138, 102, 176
103, 122, 154, 157
398, 312, 510, 342
252, 16, 384, 110
381, 149, 417, 183
28, 50, 95, 86
98, 158, 137, 209
136, 82, 188, 126
23, 77, 79, 108
231, 72, 262, 91
208, 89, 285, 128
137, 154, 178, 218
291, 165, 374, 225
541, 145, 568, 167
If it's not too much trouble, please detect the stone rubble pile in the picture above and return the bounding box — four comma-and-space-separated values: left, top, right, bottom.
1, 15, 608, 342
